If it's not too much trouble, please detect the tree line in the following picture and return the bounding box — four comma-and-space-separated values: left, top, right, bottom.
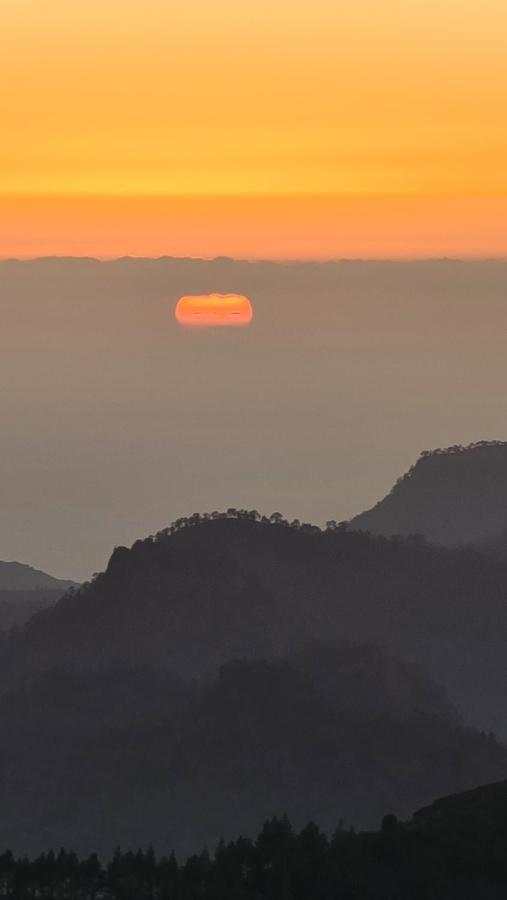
151, 509, 346, 541
419, 440, 507, 457
0, 811, 505, 899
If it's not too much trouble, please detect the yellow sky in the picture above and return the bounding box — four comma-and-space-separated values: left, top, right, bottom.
1, 0, 506, 256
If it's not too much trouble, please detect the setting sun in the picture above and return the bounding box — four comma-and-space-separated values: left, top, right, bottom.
175, 294, 253, 328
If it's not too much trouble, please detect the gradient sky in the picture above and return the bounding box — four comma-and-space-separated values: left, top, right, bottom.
2, 0, 506, 258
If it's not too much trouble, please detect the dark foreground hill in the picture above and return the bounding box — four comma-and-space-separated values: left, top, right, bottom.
3, 514, 507, 734
2, 780, 507, 899
0, 647, 505, 858
350, 441, 507, 547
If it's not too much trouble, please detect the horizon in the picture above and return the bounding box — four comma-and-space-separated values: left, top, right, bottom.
3, 254, 507, 263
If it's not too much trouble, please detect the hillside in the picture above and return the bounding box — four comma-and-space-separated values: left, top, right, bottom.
3, 514, 507, 734
0, 563, 77, 632
0, 561, 76, 592
350, 441, 507, 547
0, 590, 68, 632
0, 647, 504, 858
477, 526, 507, 563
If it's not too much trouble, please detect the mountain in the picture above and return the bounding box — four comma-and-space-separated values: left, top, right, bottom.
0, 590, 69, 632
0, 514, 506, 854
0, 561, 76, 592
0, 563, 77, 632
0, 646, 505, 858
413, 779, 507, 836
350, 441, 507, 547
2, 514, 507, 735
476, 526, 507, 563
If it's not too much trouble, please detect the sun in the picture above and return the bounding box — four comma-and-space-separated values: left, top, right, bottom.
175, 294, 253, 328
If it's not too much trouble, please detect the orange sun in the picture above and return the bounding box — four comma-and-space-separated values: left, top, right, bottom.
175, 293, 253, 328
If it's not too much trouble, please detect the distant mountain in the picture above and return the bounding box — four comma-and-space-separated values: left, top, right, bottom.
0, 563, 77, 632
2, 514, 507, 735
0, 560, 76, 592
0, 646, 504, 857
350, 441, 507, 547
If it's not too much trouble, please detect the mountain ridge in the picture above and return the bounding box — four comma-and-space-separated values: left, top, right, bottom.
2, 512, 507, 734
350, 441, 507, 547
0, 560, 77, 592
0, 509, 506, 853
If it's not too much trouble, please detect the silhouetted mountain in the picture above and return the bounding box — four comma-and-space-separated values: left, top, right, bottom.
288, 643, 456, 723
477, 526, 507, 563
413, 778, 507, 833
350, 441, 507, 547
0, 563, 77, 632
0, 590, 68, 632
0, 561, 76, 591
0, 647, 504, 858
0, 515, 505, 854
2, 514, 507, 734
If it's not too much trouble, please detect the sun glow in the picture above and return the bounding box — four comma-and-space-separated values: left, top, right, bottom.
175, 294, 253, 328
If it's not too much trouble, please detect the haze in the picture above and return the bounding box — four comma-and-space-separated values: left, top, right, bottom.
1, 257, 506, 580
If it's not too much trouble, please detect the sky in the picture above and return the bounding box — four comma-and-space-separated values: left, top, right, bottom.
1, 3, 506, 579
1, 258, 506, 580
1, 0, 506, 258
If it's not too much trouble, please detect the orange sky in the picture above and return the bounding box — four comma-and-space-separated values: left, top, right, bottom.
2, 0, 506, 258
